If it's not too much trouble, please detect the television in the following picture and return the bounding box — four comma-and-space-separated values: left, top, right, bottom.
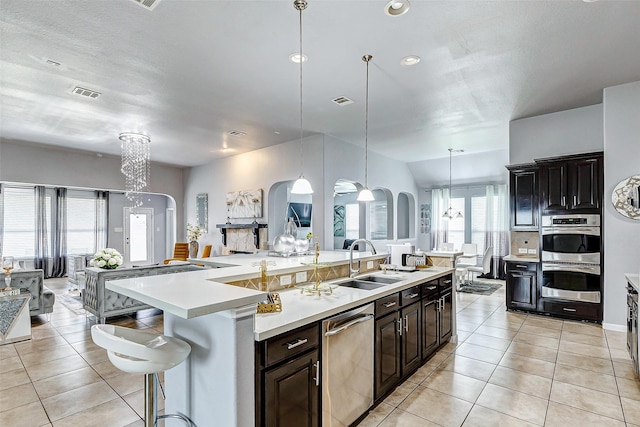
288, 202, 312, 227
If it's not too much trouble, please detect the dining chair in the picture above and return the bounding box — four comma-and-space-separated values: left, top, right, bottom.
438, 242, 454, 251
468, 245, 493, 283
457, 243, 478, 266
163, 242, 189, 264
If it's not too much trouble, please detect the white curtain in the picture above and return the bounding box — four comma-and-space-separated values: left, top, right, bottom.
430, 188, 449, 251
485, 184, 509, 278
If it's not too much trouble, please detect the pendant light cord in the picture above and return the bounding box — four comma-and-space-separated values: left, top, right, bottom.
298, 1, 305, 176
363, 55, 372, 188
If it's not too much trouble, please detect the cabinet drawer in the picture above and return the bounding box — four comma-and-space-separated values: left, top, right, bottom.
421, 280, 439, 300
439, 275, 453, 293
401, 286, 421, 306
264, 323, 319, 367
376, 293, 400, 318
541, 299, 600, 322
506, 261, 537, 272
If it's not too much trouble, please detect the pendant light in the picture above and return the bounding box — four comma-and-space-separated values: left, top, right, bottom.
443, 148, 464, 219
357, 55, 375, 202
290, 0, 313, 195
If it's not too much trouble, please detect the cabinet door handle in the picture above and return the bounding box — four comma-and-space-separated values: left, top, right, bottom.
286, 338, 308, 350
562, 196, 566, 206
407, 293, 419, 299
404, 315, 409, 332
383, 301, 397, 308
313, 361, 320, 387
443, 280, 452, 285
562, 308, 577, 312
426, 286, 437, 291
441, 298, 446, 311
515, 264, 528, 269
397, 318, 403, 335
573, 195, 577, 206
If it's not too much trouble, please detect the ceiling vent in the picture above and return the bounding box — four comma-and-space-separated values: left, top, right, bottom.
128, 0, 161, 11
331, 96, 354, 106
71, 86, 101, 99
227, 130, 247, 137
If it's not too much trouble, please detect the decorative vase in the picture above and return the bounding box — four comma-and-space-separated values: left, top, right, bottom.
189, 240, 199, 258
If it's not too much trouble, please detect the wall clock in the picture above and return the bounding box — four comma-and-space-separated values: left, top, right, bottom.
611, 175, 640, 219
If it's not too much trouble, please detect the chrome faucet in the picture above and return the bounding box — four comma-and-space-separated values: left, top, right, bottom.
349, 239, 377, 278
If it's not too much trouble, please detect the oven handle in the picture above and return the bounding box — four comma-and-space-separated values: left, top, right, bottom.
542, 263, 600, 275
541, 227, 600, 236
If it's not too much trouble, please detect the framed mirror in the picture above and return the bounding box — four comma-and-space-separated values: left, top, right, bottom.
196, 193, 208, 231
611, 175, 640, 219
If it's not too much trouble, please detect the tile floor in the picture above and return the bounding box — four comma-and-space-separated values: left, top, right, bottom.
0, 278, 638, 426
360, 284, 640, 427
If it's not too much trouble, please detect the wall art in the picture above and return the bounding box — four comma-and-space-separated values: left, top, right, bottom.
226, 189, 263, 219
611, 175, 640, 220
333, 205, 345, 237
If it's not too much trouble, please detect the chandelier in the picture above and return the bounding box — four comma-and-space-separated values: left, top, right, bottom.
290, 0, 313, 195
119, 132, 150, 208
443, 148, 463, 219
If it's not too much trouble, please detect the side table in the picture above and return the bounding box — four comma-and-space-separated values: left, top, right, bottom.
0, 293, 32, 345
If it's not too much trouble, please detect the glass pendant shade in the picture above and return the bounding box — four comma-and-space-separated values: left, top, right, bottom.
442, 148, 463, 220
291, 176, 313, 194
357, 187, 375, 202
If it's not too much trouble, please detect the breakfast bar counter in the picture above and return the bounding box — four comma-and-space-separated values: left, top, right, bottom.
105, 251, 453, 426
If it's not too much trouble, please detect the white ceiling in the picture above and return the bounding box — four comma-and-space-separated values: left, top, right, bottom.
1, 0, 639, 168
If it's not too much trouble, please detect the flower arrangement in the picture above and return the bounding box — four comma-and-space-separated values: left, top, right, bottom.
90, 248, 124, 270
306, 231, 313, 240
187, 223, 204, 242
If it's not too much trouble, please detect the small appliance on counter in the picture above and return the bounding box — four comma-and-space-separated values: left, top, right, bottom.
388, 244, 415, 266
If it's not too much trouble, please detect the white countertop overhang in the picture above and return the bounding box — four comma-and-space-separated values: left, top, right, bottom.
105, 250, 387, 320
504, 255, 540, 263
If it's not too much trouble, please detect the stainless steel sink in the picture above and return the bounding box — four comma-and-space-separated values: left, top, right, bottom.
338, 280, 386, 291
356, 275, 401, 284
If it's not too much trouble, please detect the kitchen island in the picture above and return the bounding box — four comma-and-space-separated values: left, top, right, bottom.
106, 251, 454, 426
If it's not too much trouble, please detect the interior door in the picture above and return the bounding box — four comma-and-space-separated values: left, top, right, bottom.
124, 208, 154, 266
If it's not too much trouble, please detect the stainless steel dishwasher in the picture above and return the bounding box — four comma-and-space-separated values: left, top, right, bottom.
322, 303, 374, 427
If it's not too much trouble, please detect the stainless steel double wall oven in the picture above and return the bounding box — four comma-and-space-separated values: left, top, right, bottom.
540, 214, 602, 306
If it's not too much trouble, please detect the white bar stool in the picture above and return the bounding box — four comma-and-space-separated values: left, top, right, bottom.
91, 324, 196, 427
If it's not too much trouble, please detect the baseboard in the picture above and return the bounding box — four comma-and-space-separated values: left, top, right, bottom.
602, 322, 626, 332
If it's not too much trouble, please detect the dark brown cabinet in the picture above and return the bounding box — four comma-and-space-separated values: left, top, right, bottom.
421, 275, 453, 361
256, 323, 320, 427
374, 310, 401, 400
507, 165, 538, 230
374, 285, 423, 401
539, 153, 602, 214
505, 262, 538, 311
401, 301, 421, 374
264, 352, 319, 427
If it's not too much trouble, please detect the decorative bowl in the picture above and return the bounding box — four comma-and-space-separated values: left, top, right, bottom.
273, 234, 296, 254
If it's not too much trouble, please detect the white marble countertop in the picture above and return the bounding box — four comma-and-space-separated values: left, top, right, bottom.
626, 273, 639, 292
504, 255, 540, 263
254, 267, 453, 340
106, 250, 386, 320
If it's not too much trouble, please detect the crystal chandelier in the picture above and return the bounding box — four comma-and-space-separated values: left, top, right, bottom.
443, 148, 463, 219
119, 132, 150, 208
290, 0, 313, 195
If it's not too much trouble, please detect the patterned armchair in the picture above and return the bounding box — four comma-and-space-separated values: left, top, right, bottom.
9, 269, 55, 316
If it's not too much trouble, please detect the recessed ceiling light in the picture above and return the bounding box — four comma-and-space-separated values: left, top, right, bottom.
384, 0, 410, 17
289, 53, 308, 63
582, 0, 599, 2
274, 131, 281, 135
400, 55, 421, 66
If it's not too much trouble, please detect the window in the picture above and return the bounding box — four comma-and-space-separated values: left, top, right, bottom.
2, 187, 36, 257
344, 203, 359, 239
447, 197, 465, 250
67, 191, 98, 255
